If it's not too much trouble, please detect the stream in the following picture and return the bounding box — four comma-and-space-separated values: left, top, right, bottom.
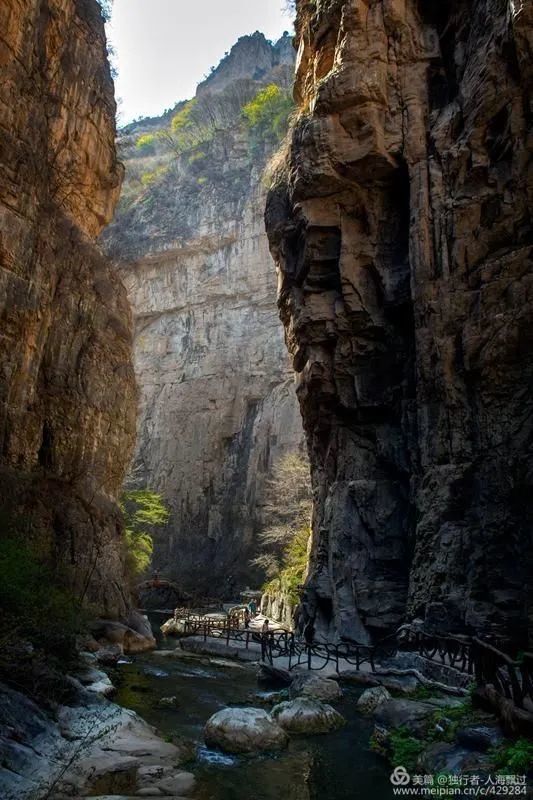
113, 612, 395, 800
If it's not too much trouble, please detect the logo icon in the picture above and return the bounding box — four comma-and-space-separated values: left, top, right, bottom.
390, 766, 411, 786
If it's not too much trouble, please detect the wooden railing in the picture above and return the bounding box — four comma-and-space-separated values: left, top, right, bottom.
180, 617, 381, 672
174, 614, 533, 712
398, 629, 533, 711
398, 629, 474, 675
471, 638, 533, 711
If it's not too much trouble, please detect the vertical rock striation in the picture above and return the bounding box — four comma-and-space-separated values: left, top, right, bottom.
266, 0, 533, 646
0, 0, 136, 616
104, 35, 304, 596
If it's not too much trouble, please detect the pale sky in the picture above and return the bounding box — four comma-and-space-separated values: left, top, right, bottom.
107, 0, 293, 124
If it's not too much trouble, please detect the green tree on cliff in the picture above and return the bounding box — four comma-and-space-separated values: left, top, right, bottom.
254, 452, 312, 601
242, 84, 294, 154
120, 490, 170, 576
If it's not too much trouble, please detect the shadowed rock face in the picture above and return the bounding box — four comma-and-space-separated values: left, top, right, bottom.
0, 0, 136, 615
266, 0, 533, 647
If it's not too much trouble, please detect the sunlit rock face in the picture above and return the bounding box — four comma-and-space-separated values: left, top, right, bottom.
266, 0, 533, 647
104, 34, 305, 596
0, 0, 136, 615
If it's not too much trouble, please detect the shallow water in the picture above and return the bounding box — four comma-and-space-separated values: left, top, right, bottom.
113, 612, 395, 800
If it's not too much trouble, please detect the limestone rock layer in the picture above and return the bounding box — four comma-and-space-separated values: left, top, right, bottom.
266, 0, 533, 646
0, 0, 136, 615
104, 35, 304, 596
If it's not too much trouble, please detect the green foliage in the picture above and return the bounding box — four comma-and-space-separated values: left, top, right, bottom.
140, 165, 168, 187
491, 738, 533, 774
254, 452, 312, 582
430, 700, 474, 743
264, 526, 310, 605
242, 84, 293, 153
171, 100, 197, 134
403, 685, 440, 701
136, 133, 158, 153
168, 99, 214, 155
188, 150, 207, 164
121, 490, 170, 576
0, 536, 85, 663
388, 727, 425, 771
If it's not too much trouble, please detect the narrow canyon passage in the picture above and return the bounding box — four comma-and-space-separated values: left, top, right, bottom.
102, 31, 306, 597
0, 1, 532, 798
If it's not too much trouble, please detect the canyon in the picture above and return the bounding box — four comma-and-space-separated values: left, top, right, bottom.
1, 2, 533, 798
103, 33, 305, 596
0, 0, 531, 663
266, 0, 533, 647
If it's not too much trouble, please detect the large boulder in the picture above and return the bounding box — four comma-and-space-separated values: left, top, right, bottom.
356, 686, 392, 714
289, 673, 342, 702
456, 724, 504, 752
95, 644, 124, 666
271, 698, 345, 734
420, 742, 492, 775
204, 708, 288, 754
373, 699, 437, 738
257, 664, 292, 687
136, 764, 195, 796
160, 617, 187, 637
90, 618, 156, 654
75, 667, 115, 698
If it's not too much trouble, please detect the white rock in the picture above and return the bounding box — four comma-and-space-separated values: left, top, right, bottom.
289, 673, 343, 702
271, 697, 345, 734
204, 707, 288, 753
356, 686, 392, 714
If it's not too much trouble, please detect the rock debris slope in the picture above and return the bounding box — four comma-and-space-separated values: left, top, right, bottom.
266, 0, 533, 646
0, 0, 136, 615
104, 33, 305, 595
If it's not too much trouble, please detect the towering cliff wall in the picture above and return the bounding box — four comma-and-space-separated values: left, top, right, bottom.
104, 34, 304, 596
0, 0, 136, 616
266, 0, 533, 647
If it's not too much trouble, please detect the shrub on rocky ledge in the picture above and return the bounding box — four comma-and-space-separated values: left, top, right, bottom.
242, 84, 293, 155
0, 534, 87, 702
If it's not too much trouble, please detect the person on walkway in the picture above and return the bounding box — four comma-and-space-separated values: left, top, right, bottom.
261, 618, 270, 661
248, 599, 257, 618
304, 618, 315, 647
244, 608, 250, 629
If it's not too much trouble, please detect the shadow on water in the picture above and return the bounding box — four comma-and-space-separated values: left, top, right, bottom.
113, 612, 395, 800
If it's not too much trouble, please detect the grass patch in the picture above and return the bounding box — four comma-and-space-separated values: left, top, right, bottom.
430, 699, 475, 743
387, 727, 425, 771
490, 738, 533, 774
